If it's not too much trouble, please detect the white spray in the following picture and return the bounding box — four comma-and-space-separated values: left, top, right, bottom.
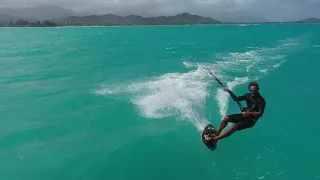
96, 37, 301, 131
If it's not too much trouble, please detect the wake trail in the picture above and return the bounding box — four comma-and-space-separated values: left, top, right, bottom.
95, 36, 303, 132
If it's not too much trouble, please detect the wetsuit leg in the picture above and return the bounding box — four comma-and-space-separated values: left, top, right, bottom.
228, 114, 245, 124
228, 114, 255, 130
216, 113, 243, 136
234, 118, 255, 131
215, 114, 255, 141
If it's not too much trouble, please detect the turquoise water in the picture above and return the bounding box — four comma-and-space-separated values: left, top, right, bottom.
0, 24, 319, 180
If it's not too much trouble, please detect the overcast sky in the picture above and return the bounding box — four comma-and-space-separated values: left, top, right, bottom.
0, 0, 319, 21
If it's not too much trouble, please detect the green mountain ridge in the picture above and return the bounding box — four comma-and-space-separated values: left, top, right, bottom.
52, 13, 221, 26
47, 13, 320, 26
0, 12, 319, 27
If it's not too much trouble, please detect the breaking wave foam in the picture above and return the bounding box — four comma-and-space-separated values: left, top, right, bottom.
95, 37, 302, 131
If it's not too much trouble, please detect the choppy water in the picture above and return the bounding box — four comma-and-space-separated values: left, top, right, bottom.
0, 24, 320, 180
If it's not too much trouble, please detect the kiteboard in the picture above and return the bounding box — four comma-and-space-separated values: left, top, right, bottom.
201, 124, 218, 151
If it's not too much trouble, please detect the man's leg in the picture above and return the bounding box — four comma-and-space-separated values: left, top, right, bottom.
214, 125, 237, 141
216, 114, 243, 136
215, 116, 230, 136
214, 118, 255, 142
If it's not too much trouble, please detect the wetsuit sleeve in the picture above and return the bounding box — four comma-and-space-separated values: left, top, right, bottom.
236, 94, 247, 101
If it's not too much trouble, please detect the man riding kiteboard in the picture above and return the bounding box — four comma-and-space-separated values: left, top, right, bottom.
204, 81, 266, 145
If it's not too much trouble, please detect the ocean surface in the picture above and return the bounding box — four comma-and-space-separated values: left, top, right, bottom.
0, 24, 319, 180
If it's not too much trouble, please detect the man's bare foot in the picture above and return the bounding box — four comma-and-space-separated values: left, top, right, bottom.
204, 135, 211, 141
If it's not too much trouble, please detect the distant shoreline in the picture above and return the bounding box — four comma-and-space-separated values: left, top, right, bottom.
1, 12, 318, 28
0, 22, 318, 28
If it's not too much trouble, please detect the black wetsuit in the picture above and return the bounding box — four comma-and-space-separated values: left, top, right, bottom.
228, 93, 266, 131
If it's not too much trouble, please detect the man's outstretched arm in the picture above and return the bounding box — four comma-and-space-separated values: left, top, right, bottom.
226, 89, 246, 102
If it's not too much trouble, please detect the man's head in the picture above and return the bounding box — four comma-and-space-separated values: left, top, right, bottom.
248, 82, 259, 96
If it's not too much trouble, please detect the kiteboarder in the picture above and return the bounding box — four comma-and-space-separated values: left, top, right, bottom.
204, 82, 266, 144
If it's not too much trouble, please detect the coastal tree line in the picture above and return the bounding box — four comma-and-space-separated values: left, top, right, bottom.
1, 20, 58, 27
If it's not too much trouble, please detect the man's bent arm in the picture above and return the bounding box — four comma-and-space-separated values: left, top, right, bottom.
226, 89, 237, 101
